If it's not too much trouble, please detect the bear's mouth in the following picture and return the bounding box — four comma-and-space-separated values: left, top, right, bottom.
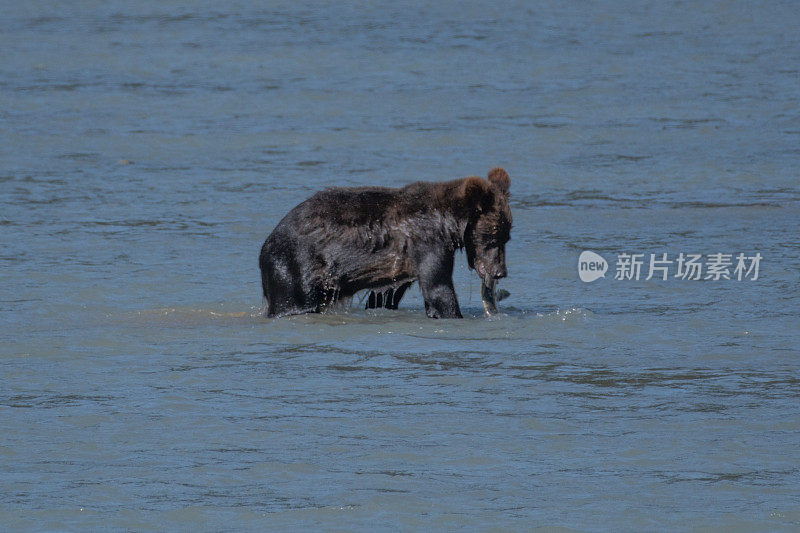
480, 277, 498, 317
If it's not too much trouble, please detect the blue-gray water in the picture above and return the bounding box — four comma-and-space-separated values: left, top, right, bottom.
2, 1, 799, 530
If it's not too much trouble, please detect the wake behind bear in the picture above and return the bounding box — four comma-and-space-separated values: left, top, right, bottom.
259, 167, 512, 318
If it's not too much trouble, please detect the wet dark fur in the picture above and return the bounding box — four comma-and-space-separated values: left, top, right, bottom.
259, 168, 512, 318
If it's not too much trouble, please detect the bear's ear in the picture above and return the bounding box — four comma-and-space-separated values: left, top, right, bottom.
487, 167, 510, 194
460, 176, 490, 212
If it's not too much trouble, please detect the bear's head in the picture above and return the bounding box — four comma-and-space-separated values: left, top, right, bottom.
461, 167, 512, 283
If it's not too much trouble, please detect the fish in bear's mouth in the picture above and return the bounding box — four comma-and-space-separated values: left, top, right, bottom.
480, 277, 498, 316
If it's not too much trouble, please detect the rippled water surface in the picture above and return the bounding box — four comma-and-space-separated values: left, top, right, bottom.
2, 1, 799, 530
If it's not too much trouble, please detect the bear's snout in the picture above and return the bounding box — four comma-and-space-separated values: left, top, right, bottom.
476, 255, 507, 281
485, 262, 507, 280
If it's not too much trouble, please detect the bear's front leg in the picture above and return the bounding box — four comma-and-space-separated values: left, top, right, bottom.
414, 249, 462, 319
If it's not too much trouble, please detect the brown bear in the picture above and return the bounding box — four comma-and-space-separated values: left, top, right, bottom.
259, 167, 512, 318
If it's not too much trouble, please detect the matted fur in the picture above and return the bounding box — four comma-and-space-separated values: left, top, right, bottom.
259, 168, 512, 318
